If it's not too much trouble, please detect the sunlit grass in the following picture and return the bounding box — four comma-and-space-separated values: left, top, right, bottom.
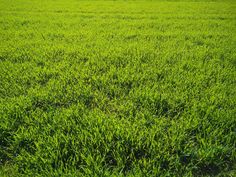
0, 0, 236, 176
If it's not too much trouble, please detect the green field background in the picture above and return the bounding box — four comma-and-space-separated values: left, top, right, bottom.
0, 0, 236, 176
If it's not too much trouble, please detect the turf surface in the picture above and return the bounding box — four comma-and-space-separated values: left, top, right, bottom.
0, 0, 236, 176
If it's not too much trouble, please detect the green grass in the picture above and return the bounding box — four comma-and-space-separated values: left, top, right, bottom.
0, 0, 236, 176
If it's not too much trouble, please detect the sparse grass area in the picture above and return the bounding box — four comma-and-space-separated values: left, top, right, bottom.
0, 0, 236, 176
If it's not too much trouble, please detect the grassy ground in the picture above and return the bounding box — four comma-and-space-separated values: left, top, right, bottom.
0, 0, 236, 176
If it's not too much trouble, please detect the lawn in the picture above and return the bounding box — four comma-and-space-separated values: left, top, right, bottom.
0, 0, 236, 176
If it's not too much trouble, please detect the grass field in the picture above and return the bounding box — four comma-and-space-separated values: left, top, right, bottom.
0, 0, 236, 176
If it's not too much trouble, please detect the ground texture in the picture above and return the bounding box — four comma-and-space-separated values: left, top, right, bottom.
0, 0, 236, 176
